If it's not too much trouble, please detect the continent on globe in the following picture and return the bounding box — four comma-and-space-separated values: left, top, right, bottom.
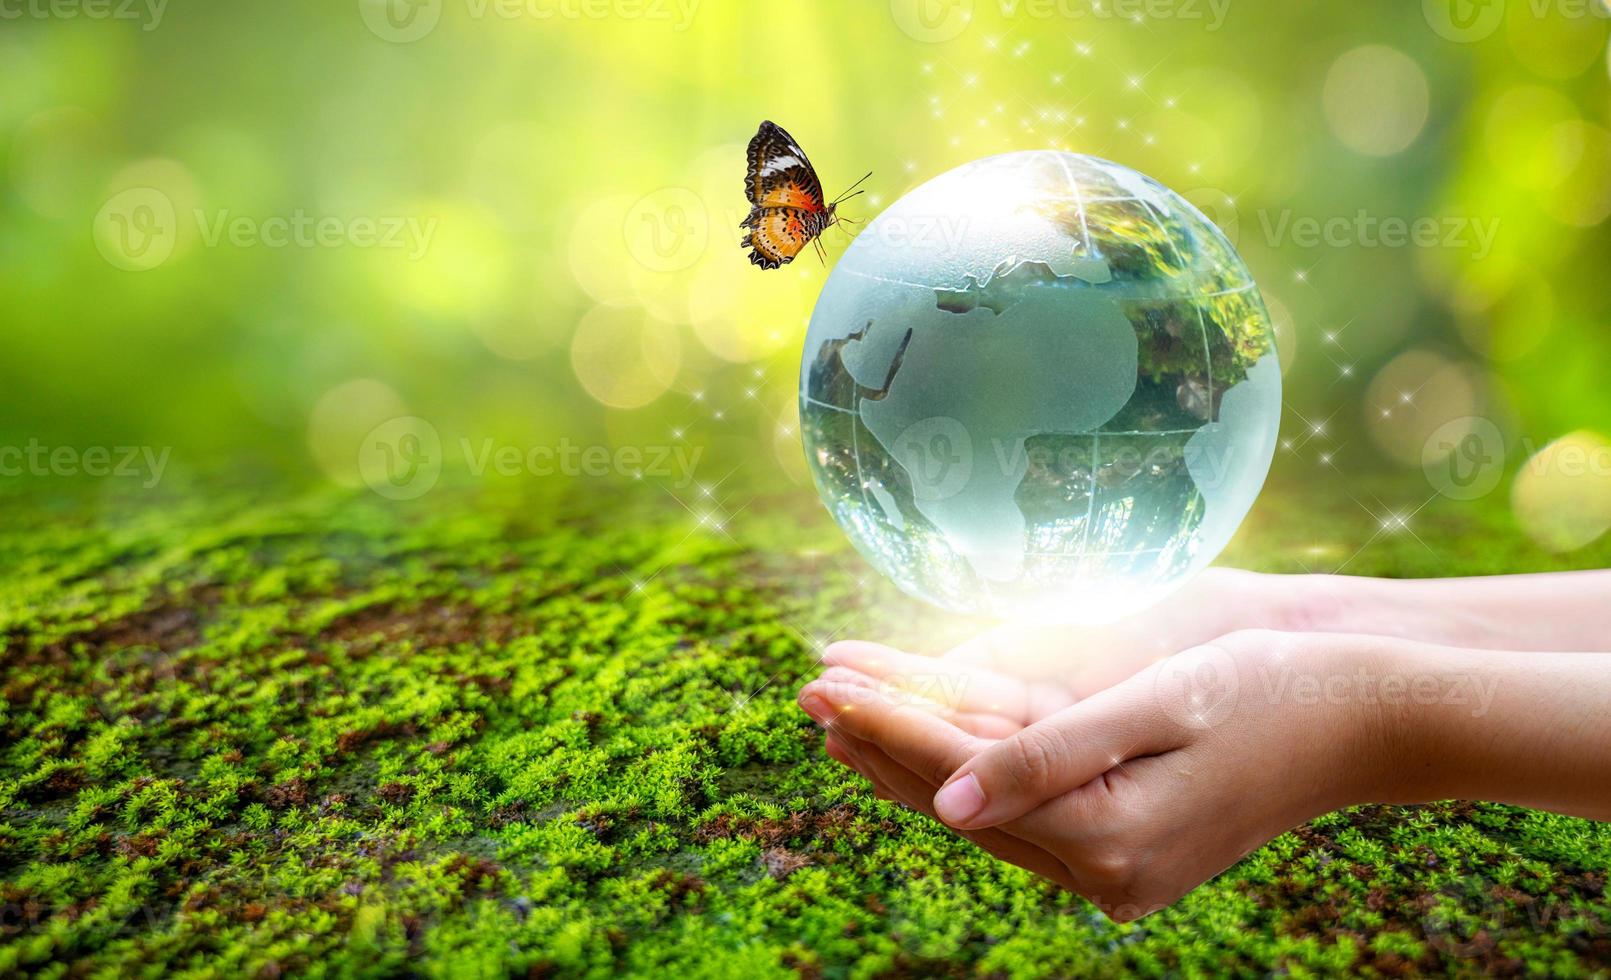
845, 259, 1140, 582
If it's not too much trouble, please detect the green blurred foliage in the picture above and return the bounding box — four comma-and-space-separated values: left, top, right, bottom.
0, 0, 1608, 494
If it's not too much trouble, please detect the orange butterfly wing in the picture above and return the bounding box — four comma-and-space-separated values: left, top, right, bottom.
742, 121, 831, 269
743, 207, 814, 269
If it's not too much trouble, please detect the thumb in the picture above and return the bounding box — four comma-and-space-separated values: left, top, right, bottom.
930, 667, 1184, 829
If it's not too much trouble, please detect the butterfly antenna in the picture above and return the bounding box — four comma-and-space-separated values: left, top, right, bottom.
830, 171, 873, 206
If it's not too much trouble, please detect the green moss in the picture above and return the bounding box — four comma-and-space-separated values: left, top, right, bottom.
1, 476, 1609, 977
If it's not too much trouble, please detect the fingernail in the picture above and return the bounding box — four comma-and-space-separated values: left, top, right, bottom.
933, 773, 985, 825
798, 694, 829, 726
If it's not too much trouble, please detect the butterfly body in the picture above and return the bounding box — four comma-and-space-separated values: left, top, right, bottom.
741, 121, 863, 269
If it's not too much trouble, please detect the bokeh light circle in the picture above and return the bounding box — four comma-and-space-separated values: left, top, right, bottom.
623, 187, 710, 273
1513, 431, 1611, 552
307, 378, 410, 487
570, 303, 681, 409
1365, 350, 1482, 466
1542, 122, 1611, 227
1483, 86, 1584, 192
568, 196, 638, 305
1323, 46, 1429, 157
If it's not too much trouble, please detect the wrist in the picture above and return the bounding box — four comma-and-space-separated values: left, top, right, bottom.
1288, 634, 1434, 812
1195, 568, 1330, 636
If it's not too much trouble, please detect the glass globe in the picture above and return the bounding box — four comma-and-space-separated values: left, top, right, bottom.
800, 151, 1282, 622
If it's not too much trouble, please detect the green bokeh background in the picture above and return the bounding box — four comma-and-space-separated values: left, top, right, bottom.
3, 0, 1608, 518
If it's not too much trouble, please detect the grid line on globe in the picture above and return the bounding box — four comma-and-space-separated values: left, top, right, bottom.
800, 152, 1282, 622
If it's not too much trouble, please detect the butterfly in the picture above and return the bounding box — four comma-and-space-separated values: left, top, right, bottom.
741, 120, 869, 269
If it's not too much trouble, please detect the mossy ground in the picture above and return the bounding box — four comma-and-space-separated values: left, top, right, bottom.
2, 476, 1609, 978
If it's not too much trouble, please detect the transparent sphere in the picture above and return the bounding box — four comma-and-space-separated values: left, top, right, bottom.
800, 152, 1281, 622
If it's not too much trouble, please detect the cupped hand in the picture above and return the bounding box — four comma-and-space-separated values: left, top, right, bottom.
818, 567, 1294, 739
800, 630, 1389, 919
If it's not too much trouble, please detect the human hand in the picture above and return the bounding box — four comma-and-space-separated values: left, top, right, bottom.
801, 630, 1391, 919
818, 567, 1304, 739
802, 569, 1611, 919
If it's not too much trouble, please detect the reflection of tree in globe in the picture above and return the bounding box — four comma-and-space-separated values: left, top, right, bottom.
800, 152, 1282, 621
